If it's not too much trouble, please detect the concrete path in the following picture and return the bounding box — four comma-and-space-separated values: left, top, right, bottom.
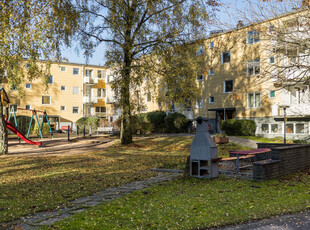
1, 171, 182, 230
219, 210, 310, 230
228, 136, 258, 149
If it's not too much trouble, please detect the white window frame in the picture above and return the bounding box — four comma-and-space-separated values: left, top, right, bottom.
85, 69, 93, 77
72, 87, 80, 95
295, 123, 306, 134
261, 124, 269, 134
73, 68, 80, 75
247, 59, 260, 76
209, 96, 214, 104
209, 41, 214, 49
60, 106, 66, 111
146, 92, 152, 102
60, 66, 66, 72
72, 106, 80, 114
224, 80, 234, 93
25, 105, 31, 110
247, 30, 260, 44
196, 98, 203, 109
61, 85, 66, 91
42, 96, 51, 105
270, 56, 275, 64
221, 51, 230, 64
97, 88, 106, 98
270, 123, 279, 134
208, 69, 214, 76
25, 83, 31, 89
48, 76, 54, 84
247, 92, 261, 108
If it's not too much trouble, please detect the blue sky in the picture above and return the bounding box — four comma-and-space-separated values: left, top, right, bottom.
61, 0, 294, 66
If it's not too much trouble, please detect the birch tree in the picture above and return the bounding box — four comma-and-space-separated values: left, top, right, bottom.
78, 0, 219, 144
0, 0, 79, 154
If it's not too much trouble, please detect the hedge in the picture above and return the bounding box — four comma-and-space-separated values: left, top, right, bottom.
221, 119, 256, 136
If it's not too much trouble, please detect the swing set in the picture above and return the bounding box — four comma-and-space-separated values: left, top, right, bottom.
8, 107, 54, 139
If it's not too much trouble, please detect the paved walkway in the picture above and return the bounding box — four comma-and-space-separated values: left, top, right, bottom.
2, 171, 183, 230
218, 210, 310, 230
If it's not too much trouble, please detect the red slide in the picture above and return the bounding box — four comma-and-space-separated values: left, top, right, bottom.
6, 120, 42, 146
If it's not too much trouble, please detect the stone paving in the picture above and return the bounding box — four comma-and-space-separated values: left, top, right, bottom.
2, 171, 183, 230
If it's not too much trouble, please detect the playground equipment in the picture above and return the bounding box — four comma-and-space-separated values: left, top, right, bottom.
8, 107, 53, 139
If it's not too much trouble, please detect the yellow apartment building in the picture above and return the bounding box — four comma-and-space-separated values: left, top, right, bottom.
4, 60, 116, 130
189, 7, 310, 138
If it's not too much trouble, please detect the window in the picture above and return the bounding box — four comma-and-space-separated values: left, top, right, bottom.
97, 88, 106, 98
208, 69, 214, 76
73, 68, 80, 75
72, 106, 79, 114
60, 106, 66, 111
72, 87, 80, 95
25, 83, 31, 89
85, 69, 93, 77
196, 98, 203, 108
209, 96, 214, 104
269, 90, 275, 98
95, 107, 106, 113
11, 84, 17, 91
42, 96, 51, 105
146, 93, 152, 102
26, 64, 30, 69
9, 104, 18, 112
248, 92, 261, 108
221, 51, 230, 64
197, 45, 203, 55
271, 124, 278, 134
197, 74, 204, 81
286, 124, 294, 133
224, 80, 233, 93
60, 66, 66, 72
247, 30, 260, 44
209, 41, 214, 49
270, 56, 275, 64
247, 59, 260, 76
25, 105, 31, 110
296, 124, 305, 134
48, 76, 53, 84
97, 70, 106, 78
262, 124, 269, 133
61, 85, 66, 91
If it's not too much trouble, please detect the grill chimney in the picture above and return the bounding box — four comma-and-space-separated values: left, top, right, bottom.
190, 117, 219, 178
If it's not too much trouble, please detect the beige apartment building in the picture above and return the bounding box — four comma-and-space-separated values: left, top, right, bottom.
5, 60, 116, 130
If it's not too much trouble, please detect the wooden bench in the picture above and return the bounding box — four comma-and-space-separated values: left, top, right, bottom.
96, 127, 113, 135
220, 154, 255, 174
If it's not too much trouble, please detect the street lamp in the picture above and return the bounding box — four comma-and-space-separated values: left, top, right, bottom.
279, 105, 290, 144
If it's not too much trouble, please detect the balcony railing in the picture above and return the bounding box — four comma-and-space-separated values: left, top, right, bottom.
83, 76, 98, 84
83, 96, 98, 104
106, 96, 116, 104
95, 112, 107, 118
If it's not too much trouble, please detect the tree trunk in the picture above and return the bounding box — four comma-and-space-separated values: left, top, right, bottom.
0, 104, 8, 155
120, 52, 133, 145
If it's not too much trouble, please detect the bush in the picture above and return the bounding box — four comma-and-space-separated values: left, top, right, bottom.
140, 121, 152, 134
146, 111, 166, 132
221, 119, 256, 136
164, 112, 189, 133
32, 123, 51, 135
76, 117, 100, 131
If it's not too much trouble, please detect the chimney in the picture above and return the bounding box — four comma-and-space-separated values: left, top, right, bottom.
62, 58, 69, 62
236, 20, 245, 29
301, 0, 310, 8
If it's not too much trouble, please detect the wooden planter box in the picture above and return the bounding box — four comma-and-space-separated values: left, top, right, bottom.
213, 136, 229, 144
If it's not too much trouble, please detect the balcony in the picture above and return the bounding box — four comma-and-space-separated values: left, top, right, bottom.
95, 112, 107, 118
106, 96, 116, 104
83, 76, 98, 84
83, 96, 98, 104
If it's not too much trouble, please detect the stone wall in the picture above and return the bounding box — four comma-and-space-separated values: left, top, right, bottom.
253, 144, 310, 181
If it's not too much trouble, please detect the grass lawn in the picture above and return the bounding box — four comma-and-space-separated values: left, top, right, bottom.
238, 136, 295, 143
1, 135, 240, 223
49, 170, 310, 229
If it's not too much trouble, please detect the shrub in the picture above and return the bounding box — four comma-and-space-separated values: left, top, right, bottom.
221, 119, 256, 136
140, 121, 152, 134
146, 111, 166, 132
76, 117, 100, 131
32, 123, 51, 135
164, 112, 189, 133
